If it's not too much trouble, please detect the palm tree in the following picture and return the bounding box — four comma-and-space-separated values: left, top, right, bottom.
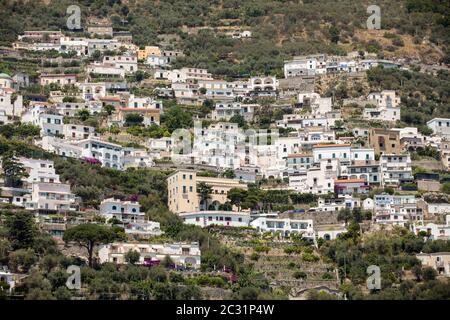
197, 182, 212, 211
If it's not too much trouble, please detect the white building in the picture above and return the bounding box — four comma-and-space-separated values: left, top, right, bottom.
374, 194, 418, 227
289, 159, 338, 194
250, 216, 315, 239
179, 211, 250, 228
39, 113, 64, 136
87, 63, 126, 78
427, 118, 450, 139
125, 221, 163, 238
41, 136, 124, 170
379, 154, 413, 186
98, 242, 201, 268
25, 182, 76, 212
99, 198, 145, 223
198, 80, 234, 100
0, 88, 23, 117
192, 122, 245, 169
157, 68, 212, 83
250, 76, 279, 91
146, 54, 170, 67
103, 55, 138, 74
426, 202, 450, 215
211, 102, 256, 121
20, 158, 60, 187
363, 90, 401, 122
298, 92, 332, 115
127, 95, 163, 111
284, 54, 327, 78
412, 215, 450, 240
63, 124, 96, 140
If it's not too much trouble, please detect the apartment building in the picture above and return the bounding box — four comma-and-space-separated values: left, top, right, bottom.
251, 217, 315, 239
41, 136, 124, 170
345, 160, 380, 185
363, 91, 401, 122
25, 182, 76, 212
39, 113, 64, 136
283, 54, 327, 78
98, 242, 201, 268
211, 102, 256, 121
18, 30, 64, 43
192, 122, 245, 169
20, 158, 60, 188
374, 194, 418, 227
39, 74, 77, 86
63, 124, 96, 140
87, 63, 126, 78
99, 198, 145, 223
334, 179, 369, 196
427, 118, 450, 138
103, 55, 138, 74
167, 170, 247, 214
179, 211, 250, 228
379, 154, 413, 186
288, 159, 338, 194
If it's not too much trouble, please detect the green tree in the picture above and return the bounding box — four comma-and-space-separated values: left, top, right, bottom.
76, 109, 90, 122
8, 248, 37, 272
227, 188, 248, 212
328, 26, 340, 43
6, 211, 36, 250
125, 113, 144, 126
223, 169, 236, 179
422, 267, 437, 281
197, 182, 213, 211
229, 114, 246, 128
1, 151, 28, 188
337, 208, 353, 226
63, 224, 117, 267
124, 250, 140, 265
103, 104, 116, 116
161, 106, 193, 132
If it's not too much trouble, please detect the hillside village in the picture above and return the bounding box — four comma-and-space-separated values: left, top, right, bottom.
0, 1, 449, 301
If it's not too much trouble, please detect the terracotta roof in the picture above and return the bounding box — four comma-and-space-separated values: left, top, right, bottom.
287, 153, 312, 158
335, 179, 366, 184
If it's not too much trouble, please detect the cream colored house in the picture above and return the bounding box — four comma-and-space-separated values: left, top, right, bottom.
167, 170, 247, 214
416, 252, 450, 276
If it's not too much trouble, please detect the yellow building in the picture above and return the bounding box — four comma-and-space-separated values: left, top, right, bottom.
167, 170, 247, 214
137, 46, 162, 60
